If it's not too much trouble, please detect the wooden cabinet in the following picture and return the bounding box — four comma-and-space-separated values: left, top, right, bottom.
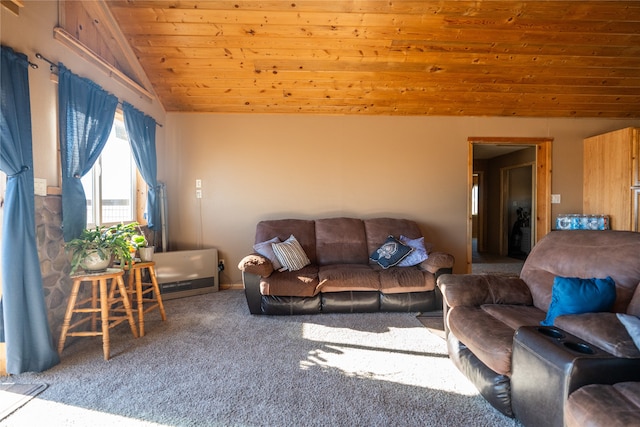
583, 127, 640, 231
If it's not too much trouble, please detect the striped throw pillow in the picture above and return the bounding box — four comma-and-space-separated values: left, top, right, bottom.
272, 235, 310, 271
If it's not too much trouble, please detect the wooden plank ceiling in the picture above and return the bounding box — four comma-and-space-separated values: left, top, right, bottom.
69, 1, 640, 117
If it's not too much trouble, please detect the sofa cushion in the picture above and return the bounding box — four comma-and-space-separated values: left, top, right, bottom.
370, 235, 413, 269
397, 235, 429, 267
317, 264, 380, 293
255, 219, 317, 264
481, 304, 546, 331
259, 265, 319, 297
521, 230, 640, 314
272, 235, 311, 271
447, 306, 516, 375
378, 266, 435, 293
315, 217, 368, 265
253, 236, 283, 270
565, 382, 640, 427
554, 312, 640, 358
541, 276, 616, 326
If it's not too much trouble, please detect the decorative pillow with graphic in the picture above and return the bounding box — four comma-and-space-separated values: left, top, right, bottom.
253, 236, 283, 270
370, 235, 413, 269
272, 235, 310, 271
397, 235, 429, 267
541, 276, 616, 326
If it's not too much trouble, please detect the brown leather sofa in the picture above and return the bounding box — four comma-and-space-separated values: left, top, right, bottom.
238, 217, 454, 315
438, 230, 640, 426
565, 382, 640, 426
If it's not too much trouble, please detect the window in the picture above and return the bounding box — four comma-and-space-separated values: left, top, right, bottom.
81, 111, 139, 227
471, 174, 479, 216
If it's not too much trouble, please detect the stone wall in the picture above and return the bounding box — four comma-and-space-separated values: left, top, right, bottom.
34, 194, 71, 340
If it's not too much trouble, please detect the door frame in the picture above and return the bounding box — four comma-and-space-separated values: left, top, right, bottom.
467, 137, 553, 273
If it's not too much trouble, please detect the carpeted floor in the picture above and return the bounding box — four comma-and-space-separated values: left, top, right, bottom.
0, 290, 521, 427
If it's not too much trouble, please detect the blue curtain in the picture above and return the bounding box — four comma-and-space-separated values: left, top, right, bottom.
123, 102, 159, 230
0, 46, 60, 373
58, 64, 118, 242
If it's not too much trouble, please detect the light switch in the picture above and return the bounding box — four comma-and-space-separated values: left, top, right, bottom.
195, 179, 202, 188
34, 178, 47, 196
551, 194, 561, 204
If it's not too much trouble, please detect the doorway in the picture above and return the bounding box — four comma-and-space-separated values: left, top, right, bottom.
468, 137, 552, 274
502, 162, 534, 259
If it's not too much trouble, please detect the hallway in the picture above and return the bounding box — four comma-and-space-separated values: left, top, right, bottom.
471, 238, 525, 276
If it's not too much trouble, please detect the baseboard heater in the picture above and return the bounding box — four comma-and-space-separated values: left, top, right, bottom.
153, 249, 219, 300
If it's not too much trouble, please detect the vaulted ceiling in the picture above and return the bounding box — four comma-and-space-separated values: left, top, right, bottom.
63, 1, 640, 117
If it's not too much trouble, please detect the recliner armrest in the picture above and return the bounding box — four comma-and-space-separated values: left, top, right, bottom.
438, 273, 533, 308
420, 251, 455, 274
237, 253, 274, 278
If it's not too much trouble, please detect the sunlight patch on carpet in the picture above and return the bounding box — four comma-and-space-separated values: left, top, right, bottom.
0, 383, 47, 421
1, 398, 168, 426
299, 323, 477, 395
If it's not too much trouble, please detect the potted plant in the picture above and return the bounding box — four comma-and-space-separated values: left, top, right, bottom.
131, 225, 155, 262
66, 222, 139, 274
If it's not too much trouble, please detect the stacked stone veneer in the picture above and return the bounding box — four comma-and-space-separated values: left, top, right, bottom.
34, 194, 71, 340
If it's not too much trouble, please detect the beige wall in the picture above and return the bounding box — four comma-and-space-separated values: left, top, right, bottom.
162, 115, 640, 283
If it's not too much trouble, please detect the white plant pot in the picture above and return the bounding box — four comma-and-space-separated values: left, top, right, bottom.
81, 249, 112, 272
139, 246, 155, 262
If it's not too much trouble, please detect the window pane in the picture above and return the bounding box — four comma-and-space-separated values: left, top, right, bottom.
101, 123, 134, 223
79, 114, 136, 227
472, 174, 479, 216
81, 172, 94, 225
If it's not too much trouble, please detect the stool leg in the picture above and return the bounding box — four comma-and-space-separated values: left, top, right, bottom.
116, 275, 139, 339
58, 279, 82, 354
91, 279, 98, 332
135, 268, 145, 336
148, 265, 167, 321
99, 278, 111, 360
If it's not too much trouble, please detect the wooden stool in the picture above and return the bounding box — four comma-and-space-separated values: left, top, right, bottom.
124, 261, 167, 337
58, 268, 139, 360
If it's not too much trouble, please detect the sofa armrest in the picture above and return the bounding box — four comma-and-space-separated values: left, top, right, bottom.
420, 251, 455, 274
237, 253, 274, 278
438, 273, 533, 308
242, 272, 263, 315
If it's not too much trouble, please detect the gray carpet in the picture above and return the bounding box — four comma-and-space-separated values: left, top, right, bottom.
0, 290, 520, 427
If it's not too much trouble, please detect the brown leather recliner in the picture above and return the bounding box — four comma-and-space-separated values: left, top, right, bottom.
565, 382, 640, 426
438, 230, 640, 424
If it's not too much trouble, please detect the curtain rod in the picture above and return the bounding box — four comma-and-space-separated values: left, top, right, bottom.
35, 52, 163, 128
35, 53, 55, 70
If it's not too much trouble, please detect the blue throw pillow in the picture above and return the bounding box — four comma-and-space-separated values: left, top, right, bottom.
370, 236, 413, 269
541, 276, 616, 326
